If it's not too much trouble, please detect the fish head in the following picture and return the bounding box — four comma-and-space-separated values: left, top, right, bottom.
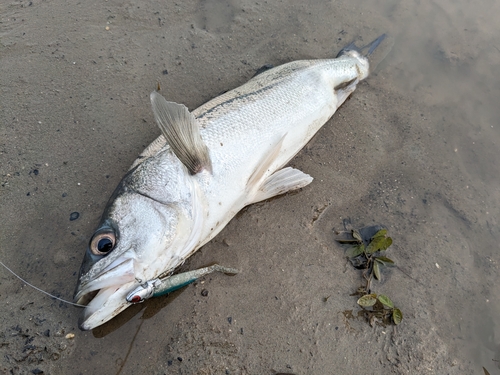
74, 89, 213, 331
73, 179, 197, 330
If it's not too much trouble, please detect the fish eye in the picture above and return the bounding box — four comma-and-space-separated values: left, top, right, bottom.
90, 232, 116, 255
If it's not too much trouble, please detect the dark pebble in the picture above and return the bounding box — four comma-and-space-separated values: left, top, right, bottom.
162, 69, 168, 75
33, 169, 39, 176
43, 329, 50, 337
31, 370, 44, 375
23, 344, 36, 352
227, 317, 232, 324
69, 212, 80, 221
201, 289, 208, 297
167, 360, 173, 366
62, 193, 67, 197
177, 357, 183, 362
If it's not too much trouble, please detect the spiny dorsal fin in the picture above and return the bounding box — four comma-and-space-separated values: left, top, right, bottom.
150, 91, 212, 175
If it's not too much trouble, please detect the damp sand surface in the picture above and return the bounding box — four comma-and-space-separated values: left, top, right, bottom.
1, 0, 499, 374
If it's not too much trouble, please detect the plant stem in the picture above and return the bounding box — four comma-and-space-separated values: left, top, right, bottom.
363, 256, 373, 292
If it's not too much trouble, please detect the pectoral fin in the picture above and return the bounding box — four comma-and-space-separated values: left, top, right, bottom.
150, 91, 212, 174
247, 133, 286, 189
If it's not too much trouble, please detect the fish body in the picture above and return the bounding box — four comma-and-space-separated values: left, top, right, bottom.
74, 35, 385, 330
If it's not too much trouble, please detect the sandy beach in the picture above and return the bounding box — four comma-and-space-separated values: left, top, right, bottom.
1, 0, 499, 373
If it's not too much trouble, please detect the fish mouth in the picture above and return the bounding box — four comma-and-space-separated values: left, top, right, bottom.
74, 257, 138, 330
78, 282, 136, 330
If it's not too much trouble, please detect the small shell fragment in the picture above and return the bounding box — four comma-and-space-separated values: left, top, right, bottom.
65, 333, 75, 339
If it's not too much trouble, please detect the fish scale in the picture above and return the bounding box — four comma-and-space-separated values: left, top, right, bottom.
195, 60, 360, 238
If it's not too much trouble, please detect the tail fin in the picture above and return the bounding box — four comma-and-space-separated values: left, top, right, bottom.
336, 34, 386, 58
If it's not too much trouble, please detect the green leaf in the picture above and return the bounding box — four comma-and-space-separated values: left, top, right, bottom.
366, 237, 392, 254
357, 294, 377, 307
346, 244, 365, 258
377, 294, 394, 308
352, 229, 363, 242
334, 231, 361, 244
392, 308, 403, 325
366, 237, 384, 254
336, 239, 361, 244
380, 237, 393, 250
375, 256, 395, 264
373, 261, 381, 280
372, 229, 387, 239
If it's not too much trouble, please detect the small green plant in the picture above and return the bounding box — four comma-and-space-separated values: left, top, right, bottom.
335, 225, 403, 326
356, 293, 403, 326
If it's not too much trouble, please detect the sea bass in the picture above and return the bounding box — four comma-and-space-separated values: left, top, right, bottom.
74, 35, 385, 330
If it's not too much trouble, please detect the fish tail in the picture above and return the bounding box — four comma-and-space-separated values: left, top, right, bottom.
336, 34, 386, 58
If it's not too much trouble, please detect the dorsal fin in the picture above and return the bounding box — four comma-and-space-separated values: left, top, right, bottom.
150, 91, 212, 175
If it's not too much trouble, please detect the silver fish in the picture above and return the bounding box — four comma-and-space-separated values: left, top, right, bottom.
73, 35, 385, 330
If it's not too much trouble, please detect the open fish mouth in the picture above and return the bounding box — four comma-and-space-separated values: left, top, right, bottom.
78, 282, 136, 330
74, 258, 138, 330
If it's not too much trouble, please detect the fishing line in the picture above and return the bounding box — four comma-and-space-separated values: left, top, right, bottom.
0, 260, 86, 307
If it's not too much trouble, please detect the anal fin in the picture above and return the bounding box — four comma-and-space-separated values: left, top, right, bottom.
246, 133, 313, 204
252, 167, 313, 204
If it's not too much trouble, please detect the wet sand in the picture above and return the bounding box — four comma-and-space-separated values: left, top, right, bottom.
1, 0, 499, 374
